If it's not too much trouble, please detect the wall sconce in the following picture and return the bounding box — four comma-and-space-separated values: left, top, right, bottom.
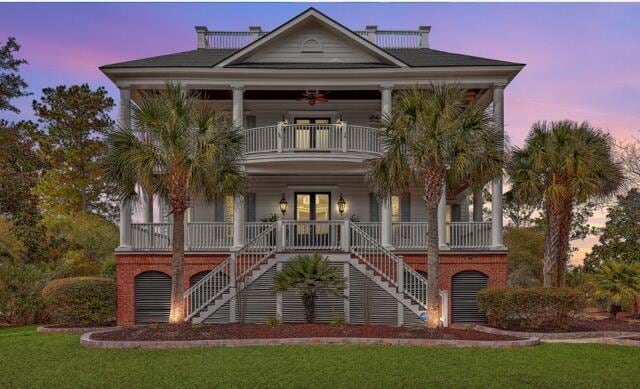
279, 193, 288, 216
337, 193, 346, 216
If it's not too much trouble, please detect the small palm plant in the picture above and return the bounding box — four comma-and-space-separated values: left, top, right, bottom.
589, 261, 640, 319
273, 254, 346, 323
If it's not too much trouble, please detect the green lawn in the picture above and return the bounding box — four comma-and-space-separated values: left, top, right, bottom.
1, 326, 639, 388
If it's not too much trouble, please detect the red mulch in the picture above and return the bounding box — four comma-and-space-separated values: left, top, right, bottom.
91, 323, 518, 342
491, 318, 640, 333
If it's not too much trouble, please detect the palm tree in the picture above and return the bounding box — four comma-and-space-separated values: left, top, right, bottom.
105, 83, 246, 323
589, 261, 640, 319
367, 84, 502, 328
509, 121, 623, 287
273, 253, 346, 323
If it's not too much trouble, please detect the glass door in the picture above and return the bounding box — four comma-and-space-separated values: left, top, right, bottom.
295, 192, 331, 247
293, 118, 331, 150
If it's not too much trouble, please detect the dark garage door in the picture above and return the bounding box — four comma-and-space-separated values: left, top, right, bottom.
452, 271, 488, 324
189, 271, 211, 288
135, 271, 171, 324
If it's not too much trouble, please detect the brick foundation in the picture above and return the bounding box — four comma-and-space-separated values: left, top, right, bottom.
116, 251, 507, 326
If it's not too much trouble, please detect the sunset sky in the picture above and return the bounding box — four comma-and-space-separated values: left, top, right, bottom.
1, 2, 639, 263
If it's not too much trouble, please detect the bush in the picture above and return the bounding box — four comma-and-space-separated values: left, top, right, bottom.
42, 277, 115, 325
0, 263, 51, 325
477, 288, 586, 330
54, 250, 101, 278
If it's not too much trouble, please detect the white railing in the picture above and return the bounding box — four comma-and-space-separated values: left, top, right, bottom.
131, 223, 172, 250
244, 125, 278, 153
243, 123, 381, 155
350, 223, 401, 286
245, 222, 275, 243
403, 263, 428, 308
375, 30, 422, 49
354, 222, 381, 241
204, 31, 268, 49
281, 123, 343, 152
393, 222, 428, 249
448, 222, 492, 249
187, 222, 233, 250
184, 223, 277, 320
282, 220, 343, 250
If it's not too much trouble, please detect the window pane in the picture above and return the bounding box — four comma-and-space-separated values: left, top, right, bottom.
392, 195, 401, 223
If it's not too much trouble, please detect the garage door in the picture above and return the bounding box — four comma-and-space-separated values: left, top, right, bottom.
452, 271, 488, 324
135, 271, 171, 324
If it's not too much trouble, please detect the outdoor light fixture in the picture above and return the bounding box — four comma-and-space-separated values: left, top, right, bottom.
337, 193, 346, 216
279, 193, 288, 216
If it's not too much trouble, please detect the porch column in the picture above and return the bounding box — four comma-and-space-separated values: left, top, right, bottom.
118, 87, 132, 250
381, 195, 393, 248
142, 191, 153, 223
231, 84, 244, 128
472, 187, 483, 222
232, 194, 245, 249
491, 84, 506, 248
438, 186, 448, 249
380, 84, 393, 117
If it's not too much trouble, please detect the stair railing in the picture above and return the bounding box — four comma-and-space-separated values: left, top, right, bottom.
184, 222, 277, 320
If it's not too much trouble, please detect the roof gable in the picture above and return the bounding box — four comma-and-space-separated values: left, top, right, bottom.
216, 8, 407, 68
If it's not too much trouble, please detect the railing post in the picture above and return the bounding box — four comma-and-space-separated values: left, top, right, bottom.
229, 251, 237, 323
397, 255, 404, 294
195, 26, 208, 49
341, 121, 348, 152
341, 218, 351, 252
276, 121, 283, 152
276, 218, 284, 252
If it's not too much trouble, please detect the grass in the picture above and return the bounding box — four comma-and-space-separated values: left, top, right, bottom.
1, 326, 640, 388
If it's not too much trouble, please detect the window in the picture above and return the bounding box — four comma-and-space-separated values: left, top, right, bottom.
391, 195, 401, 223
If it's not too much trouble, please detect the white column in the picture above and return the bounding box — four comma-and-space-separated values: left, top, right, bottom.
118, 201, 132, 250
142, 191, 153, 223
232, 194, 245, 249
491, 84, 506, 248
472, 188, 483, 222
118, 87, 132, 250
231, 85, 244, 128
380, 84, 393, 118
438, 187, 448, 249
381, 195, 393, 248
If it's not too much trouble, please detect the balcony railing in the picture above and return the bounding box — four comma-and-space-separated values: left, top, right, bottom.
127, 221, 492, 251
244, 123, 381, 155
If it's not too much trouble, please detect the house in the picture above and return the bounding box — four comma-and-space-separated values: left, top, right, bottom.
100, 8, 523, 326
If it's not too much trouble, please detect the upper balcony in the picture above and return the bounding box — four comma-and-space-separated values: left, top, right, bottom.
244, 122, 381, 159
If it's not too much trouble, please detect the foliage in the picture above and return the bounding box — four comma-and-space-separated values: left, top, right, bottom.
508, 120, 623, 287
41, 276, 115, 325
565, 265, 590, 291
32, 84, 116, 218
100, 257, 116, 278
504, 227, 544, 287
41, 211, 118, 263
0, 37, 31, 113
265, 318, 283, 327
617, 136, 640, 187
477, 288, 586, 330
366, 83, 501, 327
330, 316, 346, 327
105, 83, 246, 323
0, 263, 51, 324
0, 217, 26, 263
53, 250, 101, 279
273, 253, 346, 323
0, 120, 48, 262
584, 189, 640, 272
587, 261, 640, 319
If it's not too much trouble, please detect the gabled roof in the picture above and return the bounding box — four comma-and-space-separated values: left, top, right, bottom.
214, 8, 407, 68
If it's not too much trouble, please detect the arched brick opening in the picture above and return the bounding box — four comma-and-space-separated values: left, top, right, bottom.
134, 271, 172, 324
451, 270, 489, 324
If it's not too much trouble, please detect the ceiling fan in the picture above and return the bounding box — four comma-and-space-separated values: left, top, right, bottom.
298, 90, 328, 106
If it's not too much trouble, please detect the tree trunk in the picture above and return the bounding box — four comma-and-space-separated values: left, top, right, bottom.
554, 199, 573, 288
543, 203, 565, 288
302, 293, 316, 323
169, 209, 186, 323
424, 173, 444, 328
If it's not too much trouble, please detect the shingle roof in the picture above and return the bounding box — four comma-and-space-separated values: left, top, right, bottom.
100, 47, 522, 70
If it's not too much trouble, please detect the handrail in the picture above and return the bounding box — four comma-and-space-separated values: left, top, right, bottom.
184, 222, 277, 320
282, 220, 343, 250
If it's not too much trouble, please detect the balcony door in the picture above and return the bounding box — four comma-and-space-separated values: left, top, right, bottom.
293, 118, 331, 150
294, 192, 331, 246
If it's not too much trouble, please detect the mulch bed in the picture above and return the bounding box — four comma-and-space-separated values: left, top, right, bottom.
491, 317, 640, 333
91, 323, 518, 342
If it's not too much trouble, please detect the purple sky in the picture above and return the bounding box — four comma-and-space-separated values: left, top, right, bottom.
1, 2, 639, 262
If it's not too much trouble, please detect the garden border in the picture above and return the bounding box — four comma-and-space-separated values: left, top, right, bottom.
80, 331, 540, 349
37, 325, 118, 334
473, 324, 639, 340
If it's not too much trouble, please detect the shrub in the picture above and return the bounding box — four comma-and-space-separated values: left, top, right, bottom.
54, 250, 101, 278
477, 288, 586, 330
42, 277, 115, 325
330, 316, 346, 327
0, 263, 51, 325
588, 261, 640, 319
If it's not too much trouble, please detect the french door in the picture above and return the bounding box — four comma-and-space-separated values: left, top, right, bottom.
294, 192, 331, 246
293, 118, 331, 150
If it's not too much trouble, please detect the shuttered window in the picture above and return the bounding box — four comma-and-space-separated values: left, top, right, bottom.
135, 271, 171, 324
369, 193, 379, 222
246, 193, 256, 222
452, 271, 489, 324
400, 194, 411, 222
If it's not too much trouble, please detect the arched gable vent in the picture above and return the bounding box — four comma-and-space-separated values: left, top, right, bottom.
300, 38, 323, 53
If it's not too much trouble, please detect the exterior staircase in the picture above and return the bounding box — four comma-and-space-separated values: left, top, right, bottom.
184, 221, 448, 326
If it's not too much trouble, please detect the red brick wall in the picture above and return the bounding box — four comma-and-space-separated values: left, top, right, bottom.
115, 253, 228, 326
